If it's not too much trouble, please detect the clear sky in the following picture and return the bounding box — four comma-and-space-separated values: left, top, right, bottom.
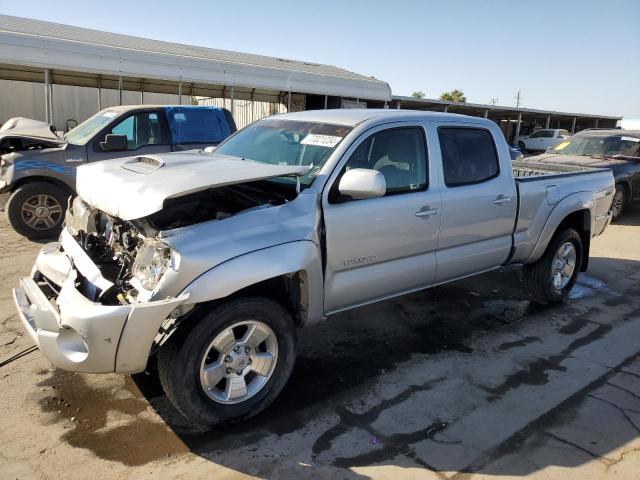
1, 0, 638, 119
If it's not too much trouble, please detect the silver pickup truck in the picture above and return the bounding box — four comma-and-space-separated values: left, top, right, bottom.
13, 109, 614, 426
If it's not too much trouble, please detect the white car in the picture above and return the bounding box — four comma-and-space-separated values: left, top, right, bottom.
517, 129, 570, 153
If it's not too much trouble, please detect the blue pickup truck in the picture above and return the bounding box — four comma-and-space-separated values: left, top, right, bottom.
0, 105, 236, 238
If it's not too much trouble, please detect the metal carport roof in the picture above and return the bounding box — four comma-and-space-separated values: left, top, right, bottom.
393, 96, 621, 122
0, 15, 391, 102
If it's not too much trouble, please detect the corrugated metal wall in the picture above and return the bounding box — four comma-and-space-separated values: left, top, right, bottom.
197, 94, 306, 129
0, 79, 187, 131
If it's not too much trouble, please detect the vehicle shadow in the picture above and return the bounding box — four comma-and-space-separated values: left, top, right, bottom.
36, 257, 640, 477
613, 202, 640, 226
129, 256, 638, 477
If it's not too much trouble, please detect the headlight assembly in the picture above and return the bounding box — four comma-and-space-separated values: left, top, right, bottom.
131, 240, 179, 291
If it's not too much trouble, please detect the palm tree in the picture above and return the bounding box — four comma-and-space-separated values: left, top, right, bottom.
439, 89, 467, 103
411, 91, 426, 99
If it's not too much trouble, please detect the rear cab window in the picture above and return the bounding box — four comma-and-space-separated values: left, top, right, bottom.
438, 127, 499, 187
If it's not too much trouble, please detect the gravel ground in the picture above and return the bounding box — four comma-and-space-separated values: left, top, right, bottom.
1, 204, 639, 479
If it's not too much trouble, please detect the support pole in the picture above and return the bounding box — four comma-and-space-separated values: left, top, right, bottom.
571, 117, 577, 134
44, 68, 52, 124
230, 86, 235, 113
324, 95, 328, 109
355, 98, 360, 108
483, 109, 489, 119
396, 100, 401, 109
595, 119, 599, 128
287, 88, 291, 112
514, 113, 522, 145
443, 105, 449, 113
97, 75, 102, 111
118, 76, 123, 106
545, 115, 551, 129
384, 101, 388, 109
178, 78, 182, 105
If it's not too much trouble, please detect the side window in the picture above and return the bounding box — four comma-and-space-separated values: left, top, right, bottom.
529, 131, 542, 138
341, 127, 427, 196
111, 116, 134, 141
109, 112, 168, 150
540, 130, 555, 138
438, 127, 499, 187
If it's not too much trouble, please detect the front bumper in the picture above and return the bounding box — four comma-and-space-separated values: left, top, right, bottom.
13, 228, 187, 374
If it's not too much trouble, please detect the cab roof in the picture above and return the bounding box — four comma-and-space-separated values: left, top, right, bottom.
267, 109, 489, 127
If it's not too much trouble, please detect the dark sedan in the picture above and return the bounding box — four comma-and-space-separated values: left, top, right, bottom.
526, 129, 640, 220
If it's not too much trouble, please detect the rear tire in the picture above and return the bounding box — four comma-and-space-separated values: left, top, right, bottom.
6, 182, 69, 239
158, 297, 297, 427
524, 228, 583, 304
611, 185, 625, 221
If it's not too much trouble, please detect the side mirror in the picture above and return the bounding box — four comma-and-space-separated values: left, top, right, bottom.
338, 168, 386, 200
100, 134, 128, 152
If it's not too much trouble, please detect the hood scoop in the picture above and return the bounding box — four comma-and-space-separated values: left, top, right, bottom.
121, 155, 165, 174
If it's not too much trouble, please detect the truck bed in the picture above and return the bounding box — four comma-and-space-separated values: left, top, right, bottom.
510, 160, 614, 265
512, 160, 601, 180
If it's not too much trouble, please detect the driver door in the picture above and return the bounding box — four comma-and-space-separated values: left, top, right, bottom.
322, 124, 441, 313
87, 111, 170, 161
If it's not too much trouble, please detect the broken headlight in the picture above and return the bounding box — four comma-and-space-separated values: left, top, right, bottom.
131, 240, 178, 291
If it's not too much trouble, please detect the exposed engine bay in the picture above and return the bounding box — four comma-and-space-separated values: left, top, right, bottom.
67, 180, 296, 305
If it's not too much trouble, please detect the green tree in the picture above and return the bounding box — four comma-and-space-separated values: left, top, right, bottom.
439, 89, 466, 103
411, 91, 426, 99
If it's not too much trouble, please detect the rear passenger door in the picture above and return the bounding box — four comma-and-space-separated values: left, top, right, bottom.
434, 124, 517, 282
322, 124, 441, 313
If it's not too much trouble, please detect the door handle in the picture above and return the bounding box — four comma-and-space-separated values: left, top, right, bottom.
415, 206, 439, 217
493, 195, 512, 205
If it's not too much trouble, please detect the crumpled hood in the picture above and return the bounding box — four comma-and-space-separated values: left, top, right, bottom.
0, 117, 63, 143
76, 152, 310, 220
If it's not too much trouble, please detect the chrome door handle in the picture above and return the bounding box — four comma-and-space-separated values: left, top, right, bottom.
493, 195, 512, 205
415, 207, 439, 217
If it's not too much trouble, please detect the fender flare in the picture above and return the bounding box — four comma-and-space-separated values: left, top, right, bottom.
179, 240, 324, 326
526, 191, 593, 264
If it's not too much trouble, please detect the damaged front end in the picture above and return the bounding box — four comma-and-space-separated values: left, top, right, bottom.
12, 197, 190, 374
64, 196, 180, 305
12, 177, 297, 374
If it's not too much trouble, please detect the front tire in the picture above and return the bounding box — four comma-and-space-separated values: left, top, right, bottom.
523, 228, 583, 304
158, 297, 297, 427
518, 142, 527, 154
6, 182, 69, 239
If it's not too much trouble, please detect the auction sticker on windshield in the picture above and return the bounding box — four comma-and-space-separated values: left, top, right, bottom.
301, 134, 343, 148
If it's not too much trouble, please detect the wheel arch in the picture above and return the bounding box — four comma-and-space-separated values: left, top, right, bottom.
526, 193, 593, 272
178, 240, 324, 328
11, 175, 75, 197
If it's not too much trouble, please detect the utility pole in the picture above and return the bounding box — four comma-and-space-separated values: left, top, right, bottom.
515, 90, 522, 108
490, 98, 498, 105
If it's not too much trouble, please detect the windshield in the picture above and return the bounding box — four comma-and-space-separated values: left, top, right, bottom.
215, 120, 352, 187
552, 134, 640, 158
65, 110, 120, 145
